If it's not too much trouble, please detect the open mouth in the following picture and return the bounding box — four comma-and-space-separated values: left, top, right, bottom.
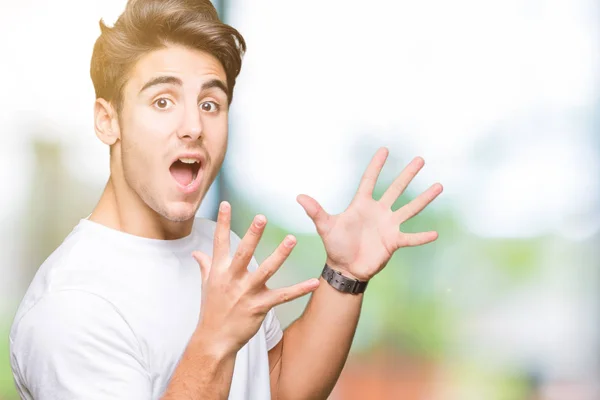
169, 158, 201, 187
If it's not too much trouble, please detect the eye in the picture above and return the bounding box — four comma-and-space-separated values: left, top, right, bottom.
153, 98, 174, 110
200, 101, 220, 113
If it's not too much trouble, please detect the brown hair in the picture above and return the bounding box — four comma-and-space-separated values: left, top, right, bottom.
90, 0, 246, 113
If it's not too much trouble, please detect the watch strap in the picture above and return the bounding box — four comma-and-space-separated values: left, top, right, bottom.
321, 263, 368, 294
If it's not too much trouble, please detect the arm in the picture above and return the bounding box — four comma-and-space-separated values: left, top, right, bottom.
270, 148, 443, 399
161, 330, 236, 400
164, 201, 319, 400
269, 273, 363, 400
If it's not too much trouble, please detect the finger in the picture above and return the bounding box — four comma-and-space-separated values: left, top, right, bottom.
394, 183, 443, 223
296, 194, 331, 236
356, 147, 389, 198
396, 231, 439, 248
264, 278, 320, 309
229, 214, 267, 275
379, 156, 425, 208
213, 201, 231, 265
249, 234, 297, 289
192, 251, 212, 283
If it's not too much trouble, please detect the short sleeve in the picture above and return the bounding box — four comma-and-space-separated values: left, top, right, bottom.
10, 290, 152, 400
263, 308, 283, 351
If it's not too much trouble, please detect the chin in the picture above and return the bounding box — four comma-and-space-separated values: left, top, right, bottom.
158, 201, 200, 222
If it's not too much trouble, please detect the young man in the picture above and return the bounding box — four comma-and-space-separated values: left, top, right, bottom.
9, 0, 443, 399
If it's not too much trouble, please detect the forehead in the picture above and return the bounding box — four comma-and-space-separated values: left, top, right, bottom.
127, 44, 227, 90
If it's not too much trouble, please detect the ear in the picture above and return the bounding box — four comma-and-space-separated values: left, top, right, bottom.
94, 98, 121, 146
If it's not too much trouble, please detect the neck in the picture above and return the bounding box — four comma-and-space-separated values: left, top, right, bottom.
89, 176, 194, 241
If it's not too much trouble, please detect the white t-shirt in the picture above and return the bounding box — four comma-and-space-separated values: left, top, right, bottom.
9, 217, 283, 400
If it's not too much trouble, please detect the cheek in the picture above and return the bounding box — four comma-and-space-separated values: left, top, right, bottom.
204, 118, 228, 159
135, 107, 178, 139
125, 107, 178, 149
121, 111, 173, 172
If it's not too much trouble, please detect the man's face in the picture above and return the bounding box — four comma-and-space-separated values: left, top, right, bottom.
114, 44, 229, 222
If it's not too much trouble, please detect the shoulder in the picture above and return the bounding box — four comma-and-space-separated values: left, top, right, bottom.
10, 226, 105, 331
11, 290, 138, 351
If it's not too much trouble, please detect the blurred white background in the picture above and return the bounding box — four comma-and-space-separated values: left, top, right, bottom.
0, 0, 598, 399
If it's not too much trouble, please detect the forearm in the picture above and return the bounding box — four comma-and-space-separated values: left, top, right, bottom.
276, 269, 364, 400
161, 332, 236, 400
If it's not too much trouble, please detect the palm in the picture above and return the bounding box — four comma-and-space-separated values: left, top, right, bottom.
297, 148, 443, 282
323, 200, 394, 272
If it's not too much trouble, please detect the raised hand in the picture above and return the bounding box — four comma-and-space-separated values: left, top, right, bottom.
297, 147, 443, 282
192, 201, 320, 355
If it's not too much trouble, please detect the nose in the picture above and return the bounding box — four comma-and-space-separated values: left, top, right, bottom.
177, 102, 202, 141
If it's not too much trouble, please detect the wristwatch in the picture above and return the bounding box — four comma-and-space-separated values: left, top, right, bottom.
321, 263, 368, 294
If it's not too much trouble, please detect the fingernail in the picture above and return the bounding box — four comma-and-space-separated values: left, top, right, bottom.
284, 235, 296, 247
220, 201, 230, 212
255, 215, 266, 227
308, 278, 320, 288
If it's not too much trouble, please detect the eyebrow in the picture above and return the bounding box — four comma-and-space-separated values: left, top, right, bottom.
201, 79, 229, 97
139, 75, 182, 93
139, 75, 229, 100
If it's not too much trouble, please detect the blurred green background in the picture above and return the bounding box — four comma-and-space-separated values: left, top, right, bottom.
1, 0, 599, 399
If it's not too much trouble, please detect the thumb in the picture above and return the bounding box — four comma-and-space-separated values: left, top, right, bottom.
296, 194, 331, 236
192, 251, 212, 283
